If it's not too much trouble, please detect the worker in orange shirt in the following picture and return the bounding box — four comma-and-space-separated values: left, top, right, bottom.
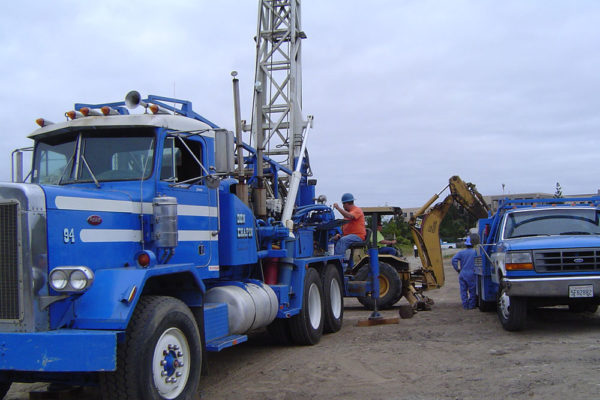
332, 193, 366, 258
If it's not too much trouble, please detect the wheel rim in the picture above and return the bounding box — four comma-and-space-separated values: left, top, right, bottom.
152, 327, 191, 399
329, 277, 342, 319
498, 289, 511, 320
307, 282, 322, 329
378, 275, 390, 297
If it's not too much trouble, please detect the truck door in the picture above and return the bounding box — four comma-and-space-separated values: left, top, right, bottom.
156, 134, 219, 272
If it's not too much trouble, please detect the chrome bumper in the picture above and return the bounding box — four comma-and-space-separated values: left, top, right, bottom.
504, 275, 600, 297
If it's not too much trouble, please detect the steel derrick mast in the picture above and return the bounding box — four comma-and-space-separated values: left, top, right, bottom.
250, 0, 308, 218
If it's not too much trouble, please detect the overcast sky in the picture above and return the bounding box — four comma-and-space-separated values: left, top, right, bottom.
1, 1, 599, 207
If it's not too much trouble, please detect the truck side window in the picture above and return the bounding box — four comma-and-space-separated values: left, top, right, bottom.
160, 136, 204, 184
160, 137, 180, 182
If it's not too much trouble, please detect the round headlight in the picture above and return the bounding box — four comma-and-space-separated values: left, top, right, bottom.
69, 269, 88, 290
49, 270, 68, 291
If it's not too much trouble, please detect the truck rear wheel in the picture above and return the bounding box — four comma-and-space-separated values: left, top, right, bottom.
100, 296, 202, 400
322, 264, 344, 333
356, 262, 402, 310
497, 284, 527, 331
289, 268, 324, 345
0, 381, 11, 399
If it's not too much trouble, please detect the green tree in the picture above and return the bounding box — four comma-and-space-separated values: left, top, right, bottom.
553, 182, 563, 198
439, 204, 477, 242
373, 204, 477, 247
381, 217, 412, 246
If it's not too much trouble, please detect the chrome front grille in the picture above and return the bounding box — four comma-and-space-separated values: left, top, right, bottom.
534, 248, 600, 272
0, 202, 19, 320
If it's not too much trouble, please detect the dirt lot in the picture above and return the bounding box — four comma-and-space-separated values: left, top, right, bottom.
6, 252, 600, 399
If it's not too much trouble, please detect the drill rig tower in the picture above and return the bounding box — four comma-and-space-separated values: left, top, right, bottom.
249, 0, 310, 218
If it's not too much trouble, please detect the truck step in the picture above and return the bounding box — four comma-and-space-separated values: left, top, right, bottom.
205, 334, 248, 352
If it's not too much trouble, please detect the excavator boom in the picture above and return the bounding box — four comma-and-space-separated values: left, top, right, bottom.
409, 176, 489, 290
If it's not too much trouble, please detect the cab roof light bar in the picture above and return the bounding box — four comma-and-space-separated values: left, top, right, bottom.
73, 93, 219, 129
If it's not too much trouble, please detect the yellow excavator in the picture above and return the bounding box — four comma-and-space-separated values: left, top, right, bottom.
348, 176, 489, 311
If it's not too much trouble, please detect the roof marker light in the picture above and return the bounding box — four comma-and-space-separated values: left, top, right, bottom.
35, 118, 54, 127
79, 107, 102, 117
149, 104, 170, 115
65, 110, 84, 120
100, 106, 119, 116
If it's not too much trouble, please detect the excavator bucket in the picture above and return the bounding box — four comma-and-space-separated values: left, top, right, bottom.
448, 176, 489, 219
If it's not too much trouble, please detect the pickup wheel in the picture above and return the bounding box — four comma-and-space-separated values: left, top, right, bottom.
356, 262, 402, 310
0, 381, 11, 399
289, 268, 324, 345
100, 296, 202, 400
322, 264, 344, 333
497, 284, 527, 331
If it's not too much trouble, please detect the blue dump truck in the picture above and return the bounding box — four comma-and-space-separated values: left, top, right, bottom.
475, 197, 600, 331
0, 92, 383, 399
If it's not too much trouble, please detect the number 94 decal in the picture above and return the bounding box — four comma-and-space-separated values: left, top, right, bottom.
64, 228, 76, 244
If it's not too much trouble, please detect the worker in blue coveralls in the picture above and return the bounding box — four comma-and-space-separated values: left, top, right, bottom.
451, 236, 477, 309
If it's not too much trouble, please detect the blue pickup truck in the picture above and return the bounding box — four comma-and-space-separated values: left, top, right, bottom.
475, 197, 600, 331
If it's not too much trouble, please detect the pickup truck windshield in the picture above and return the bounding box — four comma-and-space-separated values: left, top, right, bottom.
32, 128, 155, 185
503, 208, 600, 239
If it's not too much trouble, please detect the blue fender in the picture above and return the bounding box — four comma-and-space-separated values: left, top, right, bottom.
69, 264, 207, 330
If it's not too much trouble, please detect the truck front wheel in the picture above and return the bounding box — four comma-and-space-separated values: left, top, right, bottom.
497, 284, 527, 331
100, 296, 202, 400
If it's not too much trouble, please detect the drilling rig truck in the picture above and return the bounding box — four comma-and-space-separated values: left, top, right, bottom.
0, 2, 380, 399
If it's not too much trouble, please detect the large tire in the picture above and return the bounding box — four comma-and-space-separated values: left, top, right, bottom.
356, 262, 402, 310
100, 296, 202, 400
0, 381, 11, 399
497, 284, 527, 331
322, 264, 344, 333
289, 268, 324, 345
477, 276, 496, 312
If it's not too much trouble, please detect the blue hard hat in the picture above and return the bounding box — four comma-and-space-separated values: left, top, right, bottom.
465, 236, 472, 246
341, 193, 355, 203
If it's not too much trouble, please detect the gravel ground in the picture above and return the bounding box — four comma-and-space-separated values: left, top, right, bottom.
6, 251, 600, 399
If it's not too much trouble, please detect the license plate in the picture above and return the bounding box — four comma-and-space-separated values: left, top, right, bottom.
569, 285, 593, 298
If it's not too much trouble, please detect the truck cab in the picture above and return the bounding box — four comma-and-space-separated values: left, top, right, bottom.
476, 198, 600, 331
0, 92, 350, 399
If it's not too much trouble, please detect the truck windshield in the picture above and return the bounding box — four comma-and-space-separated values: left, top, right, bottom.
503, 208, 600, 239
32, 128, 155, 185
